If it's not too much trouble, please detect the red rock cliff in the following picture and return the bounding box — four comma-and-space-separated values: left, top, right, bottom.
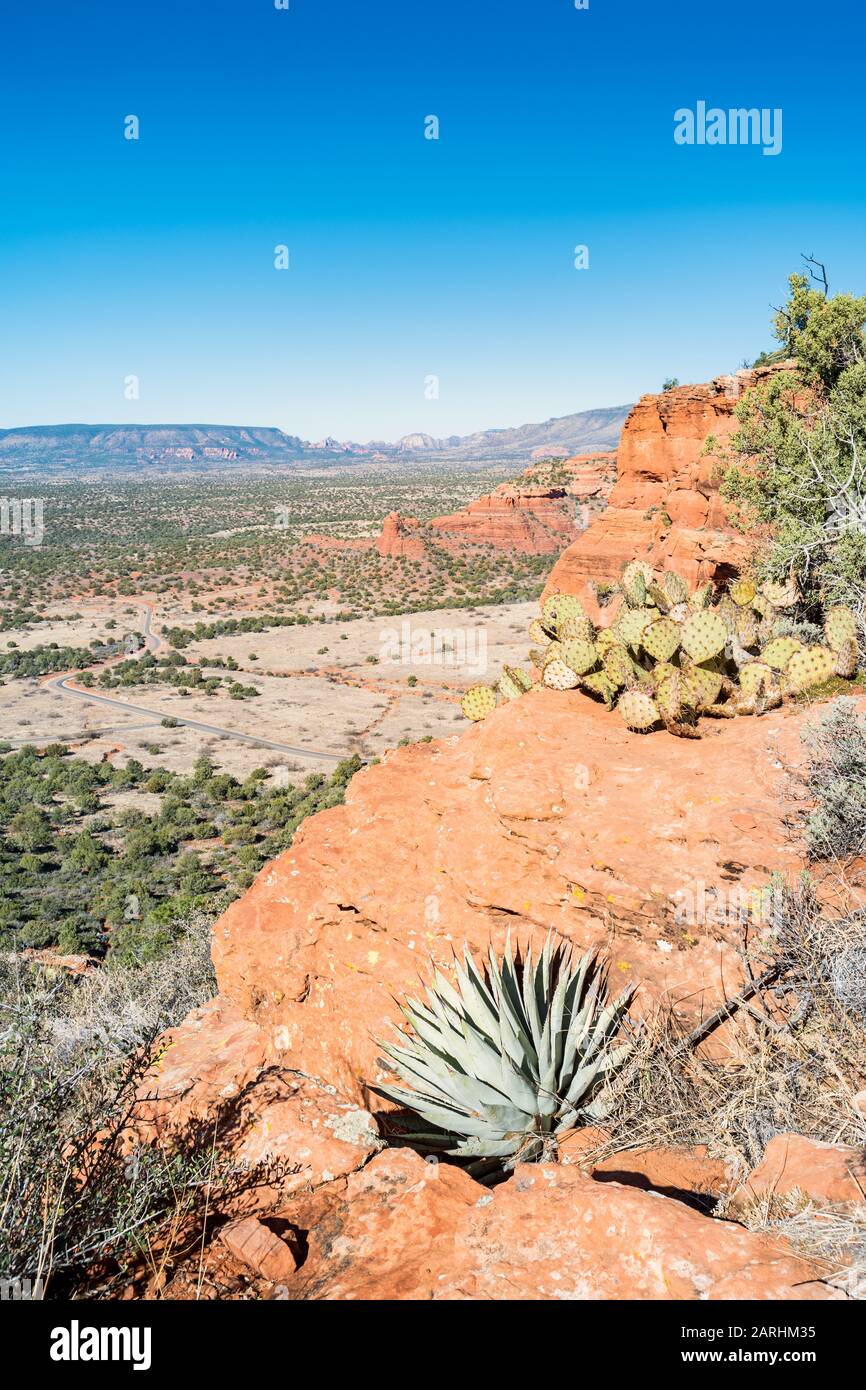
543, 364, 796, 616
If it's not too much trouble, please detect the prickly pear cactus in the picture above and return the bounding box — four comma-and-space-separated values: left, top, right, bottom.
460, 565, 859, 735
642, 617, 681, 663
729, 578, 757, 606
824, 605, 858, 652
784, 646, 836, 693
561, 638, 597, 676
543, 658, 581, 690
761, 636, 802, 670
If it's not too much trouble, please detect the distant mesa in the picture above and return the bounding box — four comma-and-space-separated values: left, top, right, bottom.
0, 405, 631, 472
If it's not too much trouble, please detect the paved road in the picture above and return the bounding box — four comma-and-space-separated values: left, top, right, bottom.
30, 604, 347, 764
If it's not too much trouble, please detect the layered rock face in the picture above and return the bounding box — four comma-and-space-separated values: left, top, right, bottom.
360, 452, 617, 560
544, 365, 796, 616
427, 452, 617, 555
430, 484, 578, 554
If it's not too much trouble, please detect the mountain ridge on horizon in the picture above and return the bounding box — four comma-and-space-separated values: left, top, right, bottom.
0, 403, 631, 473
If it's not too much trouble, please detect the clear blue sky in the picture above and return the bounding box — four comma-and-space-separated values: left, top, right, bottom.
1, 0, 864, 440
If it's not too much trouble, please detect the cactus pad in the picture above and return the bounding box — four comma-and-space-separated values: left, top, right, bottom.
617, 690, 659, 731
761, 636, 802, 670
581, 671, 617, 707
616, 607, 655, 648
729, 578, 757, 606
642, 617, 681, 663
682, 665, 723, 708
762, 578, 799, 609
559, 613, 596, 643
561, 639, 597, 675
824, 605, 858, 652
603, 645, 636, 688
681, 611, 727, 662
543, 658, 580, 690
737, 661, 775, 698
461, 685, 497, 721
834, 638, 858, 679
663, 570, 689, 605
784, 645, 836, 692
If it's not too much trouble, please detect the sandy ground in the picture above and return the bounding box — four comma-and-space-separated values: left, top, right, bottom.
0, 608, 144, 653
0, 600, 538, 781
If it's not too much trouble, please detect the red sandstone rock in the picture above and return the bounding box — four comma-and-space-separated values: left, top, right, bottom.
543, 364, 796, 616
375, 511, 426, 559
209, 689, 841, 1105
291, 1150, 840, 1300
431, 485, 579, 554
132, 997, 381, 1207
219, 1216, 299, 1282
591, 1144, 734, 1201
731, 1134, 866, 1210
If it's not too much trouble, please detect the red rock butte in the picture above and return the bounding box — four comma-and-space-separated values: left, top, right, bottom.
544, 364, 797, 621
305, 452, 617, 560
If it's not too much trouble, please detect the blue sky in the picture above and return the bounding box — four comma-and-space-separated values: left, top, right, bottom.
1, 0, 864, 440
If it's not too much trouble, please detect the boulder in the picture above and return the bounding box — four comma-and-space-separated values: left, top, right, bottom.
731, 1134, 866, 1210
291, 1149, 841, 1300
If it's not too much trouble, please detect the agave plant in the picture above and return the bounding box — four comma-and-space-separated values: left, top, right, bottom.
375, 937, 635, 1170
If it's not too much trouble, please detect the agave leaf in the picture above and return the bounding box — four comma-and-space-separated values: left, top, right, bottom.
561, 1038, 632, 1110
447, 1135, 524, 1158
497, 936, 529, 1030
462, 949, 500, 1019
450, 1138, 523, 1159
496, 980, 539, 1078
521, 946, 545, 1055
560, 974, 604, 1080
579, 987, 635, 1067
457, 1014, 529, 1099
376, 1086, 512, 1140
382, 1043, 513, 1116
453, 957, 500, 1043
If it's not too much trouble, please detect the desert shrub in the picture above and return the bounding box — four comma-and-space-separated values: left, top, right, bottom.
801, 698, 866, 860
0, 918, 245, 1297
721, 270, 866, 649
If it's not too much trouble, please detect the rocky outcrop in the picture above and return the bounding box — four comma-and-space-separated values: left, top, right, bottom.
430, 485, 577, 554
374, 511, 425, 559
208, 690, 822, 1103
127, 359, 865, 1301
544, 364, 796, 617
289, 1150, 840, 1301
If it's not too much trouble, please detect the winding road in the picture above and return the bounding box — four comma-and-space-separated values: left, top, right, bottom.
17, 604, 347, 764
